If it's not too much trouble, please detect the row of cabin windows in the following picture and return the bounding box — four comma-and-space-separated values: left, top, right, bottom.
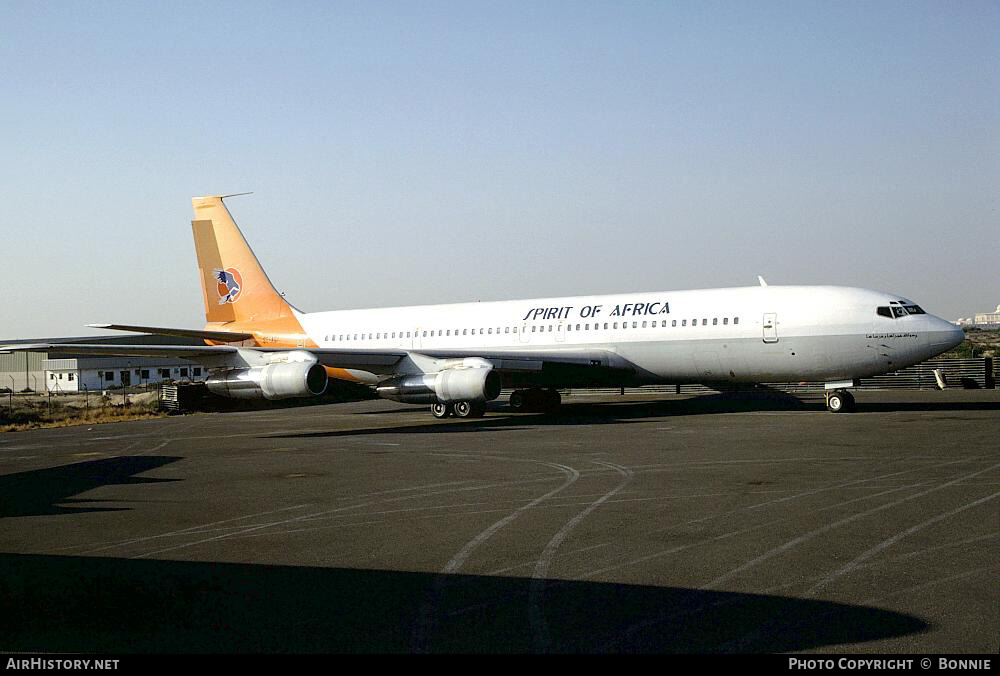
324, 317, 739, 342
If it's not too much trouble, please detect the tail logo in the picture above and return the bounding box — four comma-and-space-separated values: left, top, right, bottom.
214, 268, 243, 304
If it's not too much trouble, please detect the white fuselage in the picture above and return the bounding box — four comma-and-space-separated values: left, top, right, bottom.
296, 285, 964, 387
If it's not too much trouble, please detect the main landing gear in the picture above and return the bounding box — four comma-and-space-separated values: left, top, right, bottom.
430, 401, 487, 419
508, 388, 561, 413
825, 389, 856, 413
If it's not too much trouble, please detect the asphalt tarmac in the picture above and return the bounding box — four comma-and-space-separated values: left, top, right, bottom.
1, 389, 998, 653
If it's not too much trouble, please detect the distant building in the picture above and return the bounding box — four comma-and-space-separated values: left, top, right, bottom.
974, 304, 1000, 326
42, 357, 207, 393
1, 334, 204, 392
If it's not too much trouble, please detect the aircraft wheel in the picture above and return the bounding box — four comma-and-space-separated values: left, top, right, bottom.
826, 390, 854, 413
509, 390, 526, 411
469, 401, 487, 418
841, 390, 856, 412
543, 389, 562, 410
452, 401, 474, 418
431, 403, 452, 419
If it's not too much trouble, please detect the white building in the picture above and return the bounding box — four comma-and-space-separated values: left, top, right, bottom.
42, 357, 208, 393
974, 304, 1000, 326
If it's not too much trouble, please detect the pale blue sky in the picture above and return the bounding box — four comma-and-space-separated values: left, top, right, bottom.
1, 1, 997, 337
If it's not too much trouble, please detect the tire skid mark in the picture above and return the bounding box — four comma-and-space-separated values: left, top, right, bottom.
805, 483, 1000, 597
410, 456, 581, 653
530, 461, 633, 653
712, 464, 1000, 652
121, 463, 574, 557
76, 504, 313, 554
701, 465, 1000, 591
574, 456, 978, 580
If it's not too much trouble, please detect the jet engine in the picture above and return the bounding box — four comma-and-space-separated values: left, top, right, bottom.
376, 366, 501, 404
206, 362, 328, 400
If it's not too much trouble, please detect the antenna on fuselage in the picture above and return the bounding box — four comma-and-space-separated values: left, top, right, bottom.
757, 275, 768, 287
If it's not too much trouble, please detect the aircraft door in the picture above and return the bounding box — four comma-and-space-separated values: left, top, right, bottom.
763, 313, 779, 343
556, 322, 566, 342
519, 324, 530, 344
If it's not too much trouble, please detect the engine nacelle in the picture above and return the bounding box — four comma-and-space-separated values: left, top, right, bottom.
206, 362, 328, 400
376, 367, 501, 404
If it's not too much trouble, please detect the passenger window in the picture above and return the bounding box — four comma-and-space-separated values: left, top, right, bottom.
513, 327, 517, 333
613, 322, 618, 329
734, 317, 739, 325
604, 323, 609, 329
633, 321, 638, 328
682, 320, 686, 327
642, 321, 647, 328
505, 327, 509, 334
702, 319, 707, 326
723, 318, 728, 325
713, 318, 718, 325
672, 320, 676, 327
576, 324, 581, 330
531, 326, 536, 333
488, 328, 492, 334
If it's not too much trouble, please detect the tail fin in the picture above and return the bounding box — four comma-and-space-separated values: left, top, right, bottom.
191, 195, 296, 324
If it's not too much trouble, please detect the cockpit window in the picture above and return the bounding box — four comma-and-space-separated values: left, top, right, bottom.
879, 304, 926, 318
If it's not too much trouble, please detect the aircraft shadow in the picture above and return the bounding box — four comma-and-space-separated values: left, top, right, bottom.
0, 553, 928, 653
0, 456, 182, 518
266, 394, 818, 438
271, 391, 1000, 438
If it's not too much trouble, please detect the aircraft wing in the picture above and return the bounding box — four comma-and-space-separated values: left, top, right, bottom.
85, 324, 255, 342
0, 342, 631, 379
0, 343, 241, 358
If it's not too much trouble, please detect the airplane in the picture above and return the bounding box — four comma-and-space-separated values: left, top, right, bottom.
1, 195, 965, 417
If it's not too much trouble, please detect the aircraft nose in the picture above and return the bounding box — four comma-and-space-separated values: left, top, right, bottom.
945, 323, 966, 350
928, 319, 965, 352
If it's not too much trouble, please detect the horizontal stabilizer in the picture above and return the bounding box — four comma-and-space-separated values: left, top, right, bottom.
86, 324, 254, 342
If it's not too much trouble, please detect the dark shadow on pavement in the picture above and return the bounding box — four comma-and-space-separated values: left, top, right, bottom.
0, 456, 181, 518
0, 553, 928, 653
264, 393, 820, 438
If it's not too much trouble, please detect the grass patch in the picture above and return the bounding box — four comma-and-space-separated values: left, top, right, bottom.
0, 402, 170, 433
